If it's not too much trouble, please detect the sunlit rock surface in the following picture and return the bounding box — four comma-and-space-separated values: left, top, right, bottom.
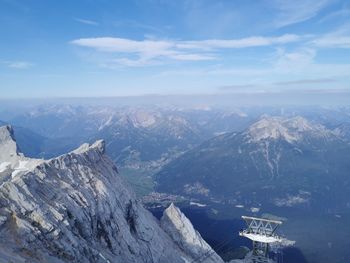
246, 116, 331, 143
0, 125, 221, 263
161, 203, 224, 263
0, 125, 44, 182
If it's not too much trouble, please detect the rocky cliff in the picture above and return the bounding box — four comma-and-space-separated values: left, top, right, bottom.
161, 203, 223, 263
0, 125, 223, 263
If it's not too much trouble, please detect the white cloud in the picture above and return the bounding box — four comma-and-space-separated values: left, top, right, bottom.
74, 18, 99, 26
177, 34, 301, 49
72, 37, 173, 53
314, 36, 350, 48
167, 53, 215, 61
71, 34, 301, 66
312, 24, 350, 48
4, 61, 33, 69
273, 48, 316, 72
157, 68, 270, 77
273, 78, 336, 86
318, 6, 350, 23
157, 45, 350, 82
272, 0, 333, 28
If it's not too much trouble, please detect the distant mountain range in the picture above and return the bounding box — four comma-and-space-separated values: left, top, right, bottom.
333, 122, 350, 139
2, 104, 350, 263
2, 104, 350, 203
2, 105, 253, 170
156, 116, 350, 211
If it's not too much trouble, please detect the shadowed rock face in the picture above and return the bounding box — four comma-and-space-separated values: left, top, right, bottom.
0, 125, 222, 263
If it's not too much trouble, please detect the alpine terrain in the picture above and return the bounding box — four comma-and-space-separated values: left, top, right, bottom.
156, 116, 350, 211
0, 125, 224, 263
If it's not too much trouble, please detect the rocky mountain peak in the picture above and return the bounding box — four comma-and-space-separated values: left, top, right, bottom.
71, 139, 105, 155
0, 125, 21, 163
161, 203, 224, 263
0, 125, 43, 181
246, 116, 330, 143
284, 116, 313, 131
0, 126, 221, 263
0, 125, 14, 140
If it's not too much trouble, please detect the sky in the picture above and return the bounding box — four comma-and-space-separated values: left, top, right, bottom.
1, 0, 350, 98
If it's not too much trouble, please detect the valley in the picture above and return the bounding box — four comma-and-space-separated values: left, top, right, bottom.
1, 103, 350, 262
3, 1, 350, 262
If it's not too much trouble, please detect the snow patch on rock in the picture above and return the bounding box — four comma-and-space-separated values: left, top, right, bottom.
246, 116, 331, 143
0, 125, 43, 182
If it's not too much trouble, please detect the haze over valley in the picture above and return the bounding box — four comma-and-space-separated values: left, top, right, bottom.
1, 0, 350, 262
1, 100, 350, 262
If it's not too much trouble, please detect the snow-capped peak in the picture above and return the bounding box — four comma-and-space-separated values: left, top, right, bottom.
246, 116, 330, 143
128, 110, 158, 128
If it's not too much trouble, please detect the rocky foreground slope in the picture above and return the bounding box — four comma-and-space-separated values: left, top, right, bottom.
0, 125, 223, 263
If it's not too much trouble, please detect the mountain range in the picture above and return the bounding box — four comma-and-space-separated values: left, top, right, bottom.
2, 104, 350, 200
0, 105, 254, 179
2, 104, 350, 262
0, 125, 225, 263
156, 116, 350, 211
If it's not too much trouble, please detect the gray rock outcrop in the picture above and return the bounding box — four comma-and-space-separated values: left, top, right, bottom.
0, 125, 223, 263
161, 203, 224, 263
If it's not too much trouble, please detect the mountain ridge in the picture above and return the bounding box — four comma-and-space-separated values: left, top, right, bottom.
0, 125, 223, 263
156, 116, 350, 211
245, 116, 333, 143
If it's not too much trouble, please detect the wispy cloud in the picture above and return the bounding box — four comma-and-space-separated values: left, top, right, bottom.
216, 78, 338, 93
71, 34, 301, 66
273, 78, 336, 86
74, 18, 99, 26
177, 34, 301, 49
218, 84, 257, 91
113, 20, 164, 34
156, 41, 350, 79
273, 47, 316, 72
312, 24, 350, 48
314, 36, 350, 48
272, 0, 333, 28
157, 68, 270, 77
2, 61, 33, 69
318, 5, 350, 23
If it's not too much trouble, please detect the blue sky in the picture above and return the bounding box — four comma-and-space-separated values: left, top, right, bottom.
1, 0, 350, 98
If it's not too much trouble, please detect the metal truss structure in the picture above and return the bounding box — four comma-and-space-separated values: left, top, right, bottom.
239, 216, 283, 263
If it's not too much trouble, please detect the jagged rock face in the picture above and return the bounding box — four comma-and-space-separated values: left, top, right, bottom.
0, 125, 43, 181
0, 126, 207, 263
161, 203, 224, 263
0, 125, 22, 165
